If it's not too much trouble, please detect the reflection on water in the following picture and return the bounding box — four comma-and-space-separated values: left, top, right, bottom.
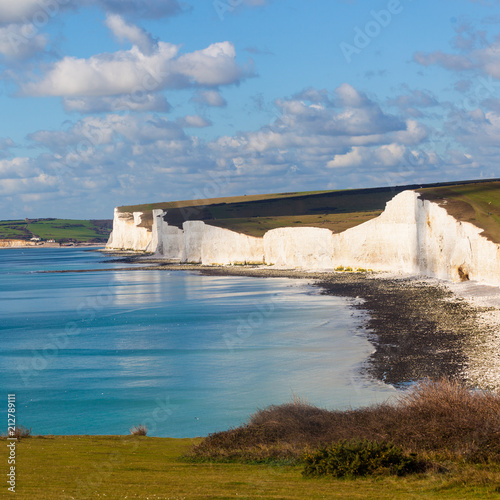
0, 248, 396, 437
110, 270, 165, 306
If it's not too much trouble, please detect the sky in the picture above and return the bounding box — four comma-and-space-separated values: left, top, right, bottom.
1, 0, 500, 219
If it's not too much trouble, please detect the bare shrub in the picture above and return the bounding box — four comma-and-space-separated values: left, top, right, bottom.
130, 424, 148, 436
189, 379, 500, 463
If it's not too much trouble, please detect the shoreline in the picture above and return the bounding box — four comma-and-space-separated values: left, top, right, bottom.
0, 243, 106, 249
196, 267, 500, 390
40, 253, 500, 390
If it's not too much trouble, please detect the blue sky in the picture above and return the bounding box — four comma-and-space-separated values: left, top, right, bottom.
0, 0, 499, 219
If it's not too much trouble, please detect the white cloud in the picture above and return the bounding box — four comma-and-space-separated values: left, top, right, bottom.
0, 0, 52, 25
191, 89, 227, 107
176, 115, 212, 128
105, 13, 157, 54
5, 84, 492, 219
63, 93, 171, 113
0, 23, 48, 59
22, 41, 254, 97
0, 157, 35, 179
0, 174, 59, 195
414, 26, 500, 80
327, 144, 406, 169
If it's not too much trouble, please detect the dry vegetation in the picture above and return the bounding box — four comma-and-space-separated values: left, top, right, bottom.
188, 379, 500, 465
129, 424, 148, 436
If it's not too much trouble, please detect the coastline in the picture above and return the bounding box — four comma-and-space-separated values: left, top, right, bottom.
0, 242, 107, 249
42, 252, 500, 391
196, 267, 500, 390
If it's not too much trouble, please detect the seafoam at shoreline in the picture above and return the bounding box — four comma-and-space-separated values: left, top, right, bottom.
45, 250, 500, 391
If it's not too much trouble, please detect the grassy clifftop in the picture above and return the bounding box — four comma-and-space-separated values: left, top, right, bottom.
418, 181, 500, 244
0, 219, 112, 243
118, 179, 500, 240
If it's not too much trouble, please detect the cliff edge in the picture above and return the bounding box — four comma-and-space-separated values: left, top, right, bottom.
106, 189, 500, 286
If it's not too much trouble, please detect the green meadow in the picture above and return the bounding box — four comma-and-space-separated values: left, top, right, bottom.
1, 435, 499, 499
0, 219, 112, 243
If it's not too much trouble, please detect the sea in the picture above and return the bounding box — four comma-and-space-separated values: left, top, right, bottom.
0, 248, 396, 437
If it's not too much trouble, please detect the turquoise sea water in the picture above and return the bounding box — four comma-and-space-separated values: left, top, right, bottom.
0, 248, 395, 437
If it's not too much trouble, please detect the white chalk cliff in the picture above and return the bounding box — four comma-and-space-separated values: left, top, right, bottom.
106, 209, 153, 251
106, 190, 500, 285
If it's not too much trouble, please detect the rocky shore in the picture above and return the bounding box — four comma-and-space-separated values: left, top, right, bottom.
52, 254, 500, 390
194, 267, 499, 390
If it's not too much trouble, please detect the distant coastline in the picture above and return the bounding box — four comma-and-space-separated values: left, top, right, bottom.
0, 241, 106, 249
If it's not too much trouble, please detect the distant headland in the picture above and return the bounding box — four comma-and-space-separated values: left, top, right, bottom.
0, 218, 112, 247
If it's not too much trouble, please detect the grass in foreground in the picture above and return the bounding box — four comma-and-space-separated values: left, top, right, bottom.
3, 435, 500, 499
3, 380, 500, 499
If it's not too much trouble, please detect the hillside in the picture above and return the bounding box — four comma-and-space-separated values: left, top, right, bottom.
0, 219, 112, 243
118, 179, 500, 240
417, 181, 500, 244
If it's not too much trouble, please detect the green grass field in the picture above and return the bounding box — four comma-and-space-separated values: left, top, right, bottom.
2, 435, 499, 499
418, 182, 500, 243
118, 179, 500, 240
0, 219, 112, 243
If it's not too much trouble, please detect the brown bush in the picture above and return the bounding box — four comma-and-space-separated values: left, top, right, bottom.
189, 379, 500, 463
130, 424, 148, 436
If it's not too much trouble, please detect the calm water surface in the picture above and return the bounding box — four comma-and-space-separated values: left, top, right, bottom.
0, 248, 395, 437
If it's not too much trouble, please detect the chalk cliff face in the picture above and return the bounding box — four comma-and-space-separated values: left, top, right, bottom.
106, 209, 152, 251
329, 190, 500, 285
151, 209, 184, 259
264, 227, 334, 269
106, 191, 500, 285
0, 240, 39, 248
196, 223, 265, 265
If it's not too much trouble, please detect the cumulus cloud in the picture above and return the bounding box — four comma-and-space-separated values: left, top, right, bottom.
29, 114, 189, 154
191, 89, 227, 107
0, 0, 54, 25
0, 137, 15, 159
0, 23, 48, 60
105, 13, 157, 54
446, 107, 500, 148
5, 84, 490, 219
63, 94, 171, 113
0, 157, 35, 179
327, 144, 406, 169
414, 24, 500, 81
22, 41, 254, 97
209, 85, 417, 177
388, 89, 440, 119
176, 115, 212, 128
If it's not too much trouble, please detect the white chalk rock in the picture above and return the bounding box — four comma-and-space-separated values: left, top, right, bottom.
200, 224, 264, 265
264, 227, 335, 268
330, 190, 500, 284
106, 190, 500, 285
182, 221, 205, 263
180, 221, 264, 265
106, 209, 152, 251
331, 190, 420, 273
151, 209, 184, 259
